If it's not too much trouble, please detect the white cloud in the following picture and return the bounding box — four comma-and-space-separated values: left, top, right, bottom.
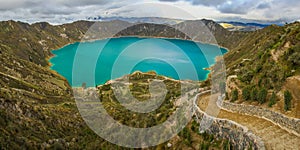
158, 0, 300, 21
0, 0, 299, 24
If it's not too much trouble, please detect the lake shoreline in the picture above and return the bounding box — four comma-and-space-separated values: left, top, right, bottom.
48, 36, 227, 87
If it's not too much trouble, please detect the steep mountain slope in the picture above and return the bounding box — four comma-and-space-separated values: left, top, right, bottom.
225, 22, 300, 118
115, 19, 248, 50
0, 20, 136, 66
0, 21, 82, 66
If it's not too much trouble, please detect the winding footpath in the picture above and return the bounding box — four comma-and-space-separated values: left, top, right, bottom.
194, 90, 300, 150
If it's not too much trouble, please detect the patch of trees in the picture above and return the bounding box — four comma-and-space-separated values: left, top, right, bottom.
240, 86, 278, 106
241, 86, 267, 103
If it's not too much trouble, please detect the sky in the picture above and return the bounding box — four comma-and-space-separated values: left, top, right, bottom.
0, 0, 299, 24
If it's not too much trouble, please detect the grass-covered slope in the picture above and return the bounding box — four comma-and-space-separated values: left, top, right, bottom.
94, 72, 230, 149
225, 22, 300, 117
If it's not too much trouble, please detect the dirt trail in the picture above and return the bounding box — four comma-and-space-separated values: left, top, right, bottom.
198, 94, 300, 150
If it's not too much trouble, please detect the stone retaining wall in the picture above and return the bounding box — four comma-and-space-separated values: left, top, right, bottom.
220, 98, 300, 135
194, 110, 265, 150
193, 93, 265, 150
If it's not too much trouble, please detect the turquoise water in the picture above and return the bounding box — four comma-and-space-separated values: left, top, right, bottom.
50, 37, 227, 87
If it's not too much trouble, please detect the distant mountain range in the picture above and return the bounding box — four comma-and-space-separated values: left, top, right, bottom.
87, 16, 184, 25
86, 16, 288, 31
218, 21, 273, 31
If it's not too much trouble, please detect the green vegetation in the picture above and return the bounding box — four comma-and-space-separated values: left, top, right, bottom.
268, 92, 277, 107
198, 131, 231, 150
97, 72, 184, 128
191, 118, 199, 132
231, 89, 239, 101
284, 43, 300, 69
179, 127, 192, 146
250, 88, 258, 101
284, 90, 292, 111
225, 22, 300, 110
223, 140, 232, 150
242, 86, 251, 100
200, 142, 210, 150
258, 88, 268, 104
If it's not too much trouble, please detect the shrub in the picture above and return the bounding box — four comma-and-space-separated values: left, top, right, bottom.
240, 71, 254, 83
200, 142, 209, 150
268, 92, 277, 107
288, 52, 300, 67
231, 89, 238, 101
179, 127, 191, 146
242, 86, 251, 100
191, 120, 198, 132
284, 90, 292, 111
258, 88, 267, 104
51, 142, 64, 150
225, 92, 229, 100
250, 88, 258, 101
255, 64, 263, 73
